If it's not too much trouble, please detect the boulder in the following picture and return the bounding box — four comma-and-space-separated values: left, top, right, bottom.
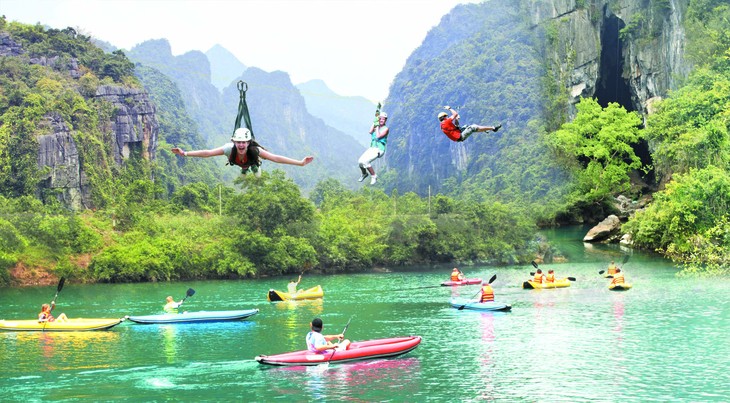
583, 215, 622, 242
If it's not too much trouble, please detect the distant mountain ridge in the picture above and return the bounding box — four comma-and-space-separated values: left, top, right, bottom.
205, 44, 247, 91
296, 79, 377, 148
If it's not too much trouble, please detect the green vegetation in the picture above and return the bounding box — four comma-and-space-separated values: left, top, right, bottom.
617, 0, 730, 276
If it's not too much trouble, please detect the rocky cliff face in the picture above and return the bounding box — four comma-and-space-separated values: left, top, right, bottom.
528, 0, 690, 116
1, 33, 160, 209
36, 86, 158, 209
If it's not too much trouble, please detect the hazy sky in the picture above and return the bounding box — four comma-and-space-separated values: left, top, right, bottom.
3, 0, 478, 102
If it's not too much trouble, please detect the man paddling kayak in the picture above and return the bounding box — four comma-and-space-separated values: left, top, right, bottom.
306, 317, 350, 353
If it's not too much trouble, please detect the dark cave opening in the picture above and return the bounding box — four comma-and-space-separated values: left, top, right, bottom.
594, 14, 634, 112
594, 12, 656, 189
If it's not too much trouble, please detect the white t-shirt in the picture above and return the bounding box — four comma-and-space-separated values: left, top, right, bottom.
306, 331, 327, 352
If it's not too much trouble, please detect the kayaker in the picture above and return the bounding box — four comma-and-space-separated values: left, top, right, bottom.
533, 269, 545, 283
545, 269, 556, 283
288, 274, 302, 295
607, 261, 618, 276
306, 317, 350, 353
171, 128, 314, 175
611, 268, 626, 285
438, 106, 501, 142
163, 296, 184, 314
479, 280, 495, 303
38, 302, 68, 323
450, 268, 465, 282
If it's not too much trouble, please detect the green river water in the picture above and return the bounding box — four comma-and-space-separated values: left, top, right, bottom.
1, 227, 728, 402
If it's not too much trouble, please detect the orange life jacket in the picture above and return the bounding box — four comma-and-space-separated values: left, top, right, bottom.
480, 285, 495, 302
612, 273, 625, 284
451, 271, 460, 281
533, 273, 544, 283
607, 265, 618, 275
546, 273, 555, 283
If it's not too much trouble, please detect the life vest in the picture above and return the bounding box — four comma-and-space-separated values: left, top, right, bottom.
533, 273, 544, 283
480, 285, 495, 302
607, 264, 618, 275
451, 271, 460, 281
163, 302, 179, 314
227, 142, 262, 174
546, 273, 555, 283
612, 273, 625, 285
38, 312, 54, 322
440, 117, 462, 142
370, 125, 388, 152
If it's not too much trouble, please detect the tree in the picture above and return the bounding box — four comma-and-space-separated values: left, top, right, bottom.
547, 98, 644, 204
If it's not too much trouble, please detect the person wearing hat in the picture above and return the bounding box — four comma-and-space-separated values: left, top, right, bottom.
171, 127, 314, 175
357, 112, 389, 185
438, 106, 501, 142
479, 280, 495, 303
533, 269, 545, 284
545, 269, 556, 283
306, 317, 351, 353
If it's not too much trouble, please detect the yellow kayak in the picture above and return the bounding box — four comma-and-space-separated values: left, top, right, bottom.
609, 283, 632, 291
268, 285, 324, 302
523, 278, 572, 289
0, 318, 125, 332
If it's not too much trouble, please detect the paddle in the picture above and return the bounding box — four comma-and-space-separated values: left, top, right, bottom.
323, 316, 353, 367
179, 288, 195, 307
43, 277, 66, 331
51, 277, 66, 306
457, 274, 496, 310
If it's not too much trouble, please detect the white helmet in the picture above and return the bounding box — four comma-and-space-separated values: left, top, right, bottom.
231, 127, 253, 142
379, 112, 388, 119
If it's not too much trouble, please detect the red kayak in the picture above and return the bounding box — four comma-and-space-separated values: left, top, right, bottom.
255, 336, 422, 366
441, 278, 482, 286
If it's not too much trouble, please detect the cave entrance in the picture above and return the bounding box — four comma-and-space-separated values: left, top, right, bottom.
594, 13, 634, 112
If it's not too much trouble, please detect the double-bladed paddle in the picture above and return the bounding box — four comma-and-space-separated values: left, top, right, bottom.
43, 277, 66, 331
323, 316, 354, 368
457, 274, 497, 310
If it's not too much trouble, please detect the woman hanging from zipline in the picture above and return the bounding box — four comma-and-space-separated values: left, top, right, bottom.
172, 127, 313, 174
171, 81, 313, 173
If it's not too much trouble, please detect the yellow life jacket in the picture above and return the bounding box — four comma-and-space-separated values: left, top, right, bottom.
480, 285, 495, 302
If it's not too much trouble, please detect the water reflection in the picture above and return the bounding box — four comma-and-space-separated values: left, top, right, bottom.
13, 331, 120, 371
160, 325, 177, 363
277, 299, 324, 348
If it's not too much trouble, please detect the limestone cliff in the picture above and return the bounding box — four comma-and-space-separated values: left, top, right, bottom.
528, 0, 690, 116
2, 32, 159, 209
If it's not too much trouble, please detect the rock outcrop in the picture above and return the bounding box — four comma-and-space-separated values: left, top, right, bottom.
94, 85, 158, 166
583, 214, 622, 242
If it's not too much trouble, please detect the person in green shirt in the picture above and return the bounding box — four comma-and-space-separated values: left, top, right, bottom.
357, 112, 389, 185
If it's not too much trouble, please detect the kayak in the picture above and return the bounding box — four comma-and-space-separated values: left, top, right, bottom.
441, 278, 482, 286
609, 283, 632, 291
450, 298, 511, 312
0, 318, 124, 332
127, 309, 259, 324
268, 285, 323, 302
522, 278, 571, 289
255, 336, 422, 366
